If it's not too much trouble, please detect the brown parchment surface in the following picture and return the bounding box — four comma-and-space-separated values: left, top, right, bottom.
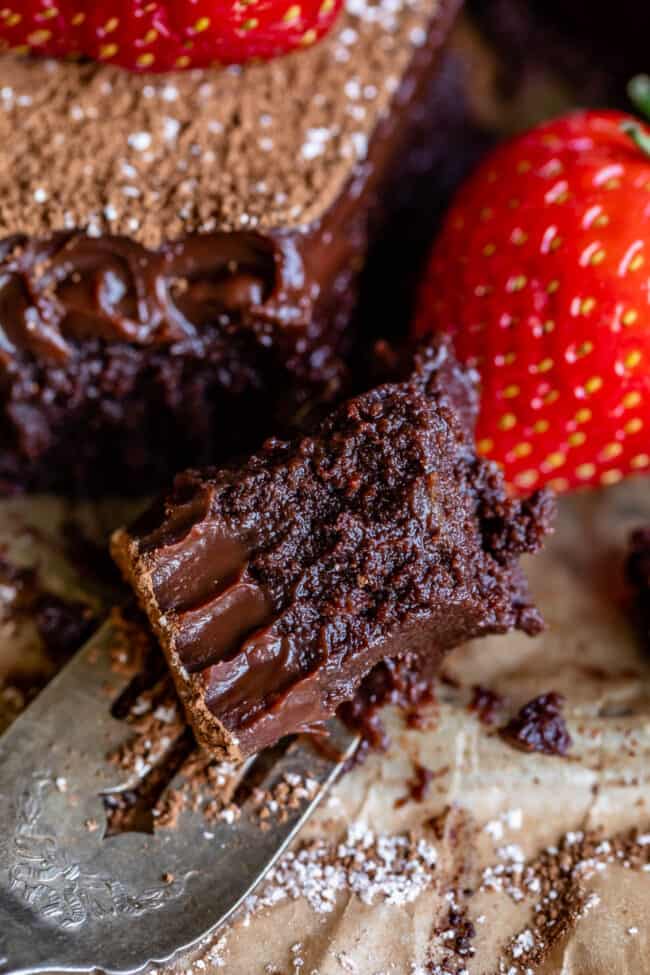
2, 479, 650, 974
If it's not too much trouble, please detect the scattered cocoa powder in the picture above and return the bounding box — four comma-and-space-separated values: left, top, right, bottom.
154, 788, 186, 831
154, 749, 244, 829
482, 824, 650, 972
428, 900, 477, 973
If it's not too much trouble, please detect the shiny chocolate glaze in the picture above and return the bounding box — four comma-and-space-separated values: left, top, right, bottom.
0, 231, 287, 364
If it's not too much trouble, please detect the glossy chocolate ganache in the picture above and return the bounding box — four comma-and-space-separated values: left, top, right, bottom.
0, 0, 462, 494
0, 232, 279, 362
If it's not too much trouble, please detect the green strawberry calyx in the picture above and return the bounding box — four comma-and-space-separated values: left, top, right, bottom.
622, 75, 650, 157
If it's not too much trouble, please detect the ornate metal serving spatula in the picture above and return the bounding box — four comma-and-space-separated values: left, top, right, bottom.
0, 615, 358, 975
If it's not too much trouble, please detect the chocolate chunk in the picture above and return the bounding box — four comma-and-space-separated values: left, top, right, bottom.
112, 341, 553, 761
499, 692, 572, 757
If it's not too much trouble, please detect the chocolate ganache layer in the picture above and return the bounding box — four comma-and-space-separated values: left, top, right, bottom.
0, 232, 279, 362
0, 0, 462, 494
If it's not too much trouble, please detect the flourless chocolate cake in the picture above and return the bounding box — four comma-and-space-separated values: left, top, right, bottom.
112, 341, 553, 760
0, 0, 461, 495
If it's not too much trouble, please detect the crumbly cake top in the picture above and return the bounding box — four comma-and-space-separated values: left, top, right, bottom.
0, 0, 442, 247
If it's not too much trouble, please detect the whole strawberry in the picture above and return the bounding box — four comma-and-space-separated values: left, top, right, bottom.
0, 0, 342, 71
415, 101, 650, 495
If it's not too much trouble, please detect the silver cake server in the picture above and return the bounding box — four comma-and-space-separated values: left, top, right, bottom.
0, 614, 358, 975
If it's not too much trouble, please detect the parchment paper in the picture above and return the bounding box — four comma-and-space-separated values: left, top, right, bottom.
2, 479, 650, 974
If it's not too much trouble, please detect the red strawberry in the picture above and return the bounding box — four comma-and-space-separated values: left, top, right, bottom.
0, 0, 342, 71
415, 103, 650, 495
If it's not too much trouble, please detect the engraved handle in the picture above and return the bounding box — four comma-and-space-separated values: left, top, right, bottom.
0, 619, 357, 974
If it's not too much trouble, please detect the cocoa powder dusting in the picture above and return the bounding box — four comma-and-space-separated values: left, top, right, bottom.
0, 0, 442, 245
481, 823, 650, 973
428, 902, 476, 973
251, 773, 320, 829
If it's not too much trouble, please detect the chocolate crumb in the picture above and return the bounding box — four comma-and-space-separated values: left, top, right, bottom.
499, 692, 572, 757
340, 655, 437, 762
107, 606, 157, 677
0, 553, 97, 662
427, 806, 452, 843
469, 684, 506, 726
35, 594, 96, 661
0, 552, 99, 732
395, 762, 439, 808
62, 519, 122, 588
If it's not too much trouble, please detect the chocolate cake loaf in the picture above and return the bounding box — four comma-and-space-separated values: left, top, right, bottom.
0, 0, 461, 495
112, 342, 553, 760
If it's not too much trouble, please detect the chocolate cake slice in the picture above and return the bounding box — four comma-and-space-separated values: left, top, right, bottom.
112, 342, 553, 760
0, 0, 461, 494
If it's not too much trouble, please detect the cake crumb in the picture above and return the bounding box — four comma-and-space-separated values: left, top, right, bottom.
499, 693, 572, 757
